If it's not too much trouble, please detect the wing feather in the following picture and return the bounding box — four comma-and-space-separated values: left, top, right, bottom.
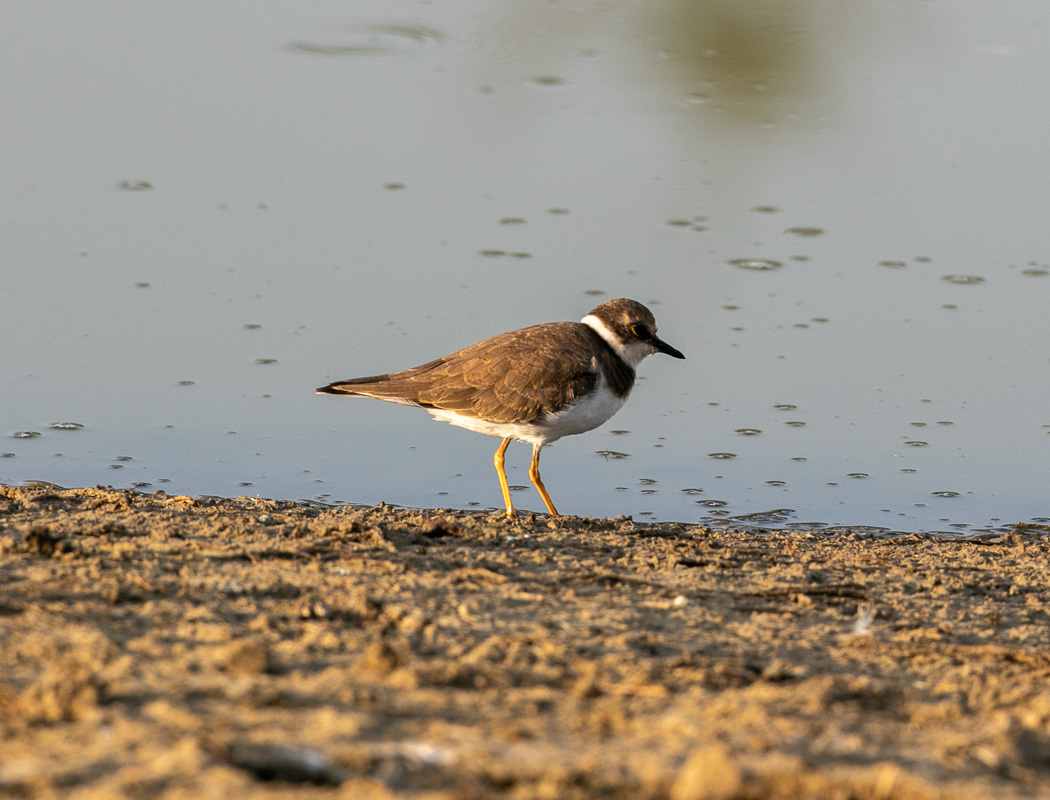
318, 322, 605, 424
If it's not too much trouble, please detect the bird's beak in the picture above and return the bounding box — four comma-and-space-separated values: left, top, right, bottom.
652, 336, 685, 359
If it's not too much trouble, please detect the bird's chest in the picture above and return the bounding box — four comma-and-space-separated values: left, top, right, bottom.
538, 381, 628, 440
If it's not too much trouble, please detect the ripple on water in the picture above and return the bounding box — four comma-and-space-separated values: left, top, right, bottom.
729, 258, 783, 271
462, 17, 560, 69
665, 217, 708, 232
288, 24, 444, 56
12, 431, 41, 439
49, 422, 84, 430
528, 76, 567, 87
708, 452, 737, 459
721, 508, 795, 523
941, 274, 985, 285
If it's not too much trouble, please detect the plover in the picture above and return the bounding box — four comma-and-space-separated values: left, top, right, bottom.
317, 298, 684, 517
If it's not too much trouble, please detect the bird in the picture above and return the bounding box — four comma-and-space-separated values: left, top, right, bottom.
316, 298, 685, 517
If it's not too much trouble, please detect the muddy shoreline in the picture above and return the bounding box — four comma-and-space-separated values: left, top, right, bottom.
1, 484, 1049, 799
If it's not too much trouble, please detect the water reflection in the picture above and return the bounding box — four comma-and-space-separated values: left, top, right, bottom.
655, 0, 819, 110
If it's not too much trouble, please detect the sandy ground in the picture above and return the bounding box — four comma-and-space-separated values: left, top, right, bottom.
1, 485, 1049, 800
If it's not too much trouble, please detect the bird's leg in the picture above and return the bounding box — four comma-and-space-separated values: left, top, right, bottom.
529, 443, 560, 516
494, 437, 515, 517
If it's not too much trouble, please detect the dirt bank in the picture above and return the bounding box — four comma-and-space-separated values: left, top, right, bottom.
1, 485, 1049, 799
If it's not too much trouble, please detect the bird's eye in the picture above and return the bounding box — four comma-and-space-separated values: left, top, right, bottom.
630, 323, 649, 339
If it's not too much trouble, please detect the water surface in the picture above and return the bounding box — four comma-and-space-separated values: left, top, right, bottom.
2, 1, 1048, 532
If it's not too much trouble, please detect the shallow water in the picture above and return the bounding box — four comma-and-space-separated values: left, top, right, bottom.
2, 0, 1048, 532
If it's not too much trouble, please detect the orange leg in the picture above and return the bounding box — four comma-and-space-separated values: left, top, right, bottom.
529, 443, 560, 517
494, 437, 515, 517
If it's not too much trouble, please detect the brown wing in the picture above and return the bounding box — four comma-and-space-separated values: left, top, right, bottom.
317, 322, 604, 424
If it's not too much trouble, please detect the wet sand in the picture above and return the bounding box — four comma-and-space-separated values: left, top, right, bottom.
1, 484, 1048, 799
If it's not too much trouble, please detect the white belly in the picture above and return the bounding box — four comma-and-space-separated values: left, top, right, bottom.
427, 377, 628, 447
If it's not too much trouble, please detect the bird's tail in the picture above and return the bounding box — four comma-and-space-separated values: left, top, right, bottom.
315, 373, 433, 407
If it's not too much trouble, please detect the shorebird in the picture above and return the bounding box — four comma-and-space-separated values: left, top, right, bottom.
317, 298, 684, 516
